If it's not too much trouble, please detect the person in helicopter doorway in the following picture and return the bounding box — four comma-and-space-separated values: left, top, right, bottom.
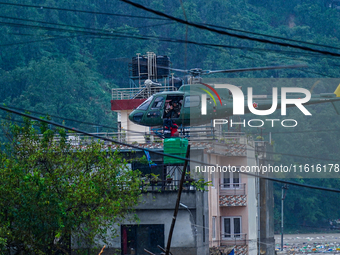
164, 103, 174, 119
171, 101, 181, 118
163, 116, 178, 138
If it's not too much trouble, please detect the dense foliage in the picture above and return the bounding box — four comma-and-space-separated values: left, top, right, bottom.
0, 119, 141, 254
0, 0, 339, 234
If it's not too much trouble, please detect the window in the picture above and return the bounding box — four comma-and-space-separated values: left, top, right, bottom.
212, 217, 216, 239
184, 95, 200, 107
132, 112, 144, 123
151, 97, 164, 109
137, 96, 153, 110
121, 224, 164, 255
211, 173, 215, 188
222, 217, 241, 239
222, 170, 240, 188
147, 111, 160, 118
203, 214, 205, 243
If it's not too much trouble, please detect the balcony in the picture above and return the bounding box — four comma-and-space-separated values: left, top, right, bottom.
220, 233, 248, 246
134, 187, 198, 210
219, 183, 247, 207
140, 180, 197, 193
219, 183, 246, 195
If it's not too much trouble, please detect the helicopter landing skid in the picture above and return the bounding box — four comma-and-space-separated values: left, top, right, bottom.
151, 127, 190, 140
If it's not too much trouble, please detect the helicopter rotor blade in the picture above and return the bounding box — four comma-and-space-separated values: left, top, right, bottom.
202, 64, 308, 75
167, 67, 190, 73
125, 60, 190, 74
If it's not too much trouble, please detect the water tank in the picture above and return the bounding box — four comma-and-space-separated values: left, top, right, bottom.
164, 137, 188, 164
156, 55, 170, 77
132, 56, 148, 79
131, 55, 170, 79
169, 76, 183, 90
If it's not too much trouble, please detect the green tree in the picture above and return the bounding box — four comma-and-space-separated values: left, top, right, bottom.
0, 118, 141, 254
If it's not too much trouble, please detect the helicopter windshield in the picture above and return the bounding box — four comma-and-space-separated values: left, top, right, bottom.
137, 96, 153, 110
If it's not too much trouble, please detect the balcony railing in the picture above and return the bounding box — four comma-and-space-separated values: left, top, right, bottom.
220, 233, 247, 246
140, 180, 196, 192
219, 183, 246, 195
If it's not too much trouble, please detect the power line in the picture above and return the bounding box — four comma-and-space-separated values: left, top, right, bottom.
1, 105, 340, 194
2, 105, 148, 135
0, 14, 174, 34
2, 1, 340, 54
120, 0, 340, 58
3, 105, 340, 163
0, 1, 168, 21
1, 3, 340, 80
4, 103, 340, 137
200, 22, 340, 52
0, 13, 335, 61
1, 15, 339, 70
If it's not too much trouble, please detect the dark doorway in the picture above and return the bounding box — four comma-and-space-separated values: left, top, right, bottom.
121, 224, 164, 255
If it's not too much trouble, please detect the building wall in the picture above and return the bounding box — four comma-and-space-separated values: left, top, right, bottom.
246, 144, 258, 255
119, 110, 149, 143
84, 191, 208, 255
208, 142, 258, 255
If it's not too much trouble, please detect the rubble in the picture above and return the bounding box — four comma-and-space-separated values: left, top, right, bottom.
275, 233, 340, 254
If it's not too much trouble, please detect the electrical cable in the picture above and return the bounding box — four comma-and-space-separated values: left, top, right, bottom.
1, 2, 340, 81
0, 1, 168, 21
1, 105, 340, 194
0, 14, 174, 33
120, 0, 340, 58
5, 102, 340, 155
3, 105, 340, 163
2, 1, 340, 53
200, 22, 340, 52
0, 16, 337, 63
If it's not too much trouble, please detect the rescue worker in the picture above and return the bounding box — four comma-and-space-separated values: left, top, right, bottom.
171, 101, 181, 118
163, 116, 178, 138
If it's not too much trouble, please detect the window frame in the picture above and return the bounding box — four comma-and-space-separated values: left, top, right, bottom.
221, 216, 242, 240
221, 168, 241, 189
150, 96, 165, 109
212, 216, 216, 240
137, 96, 154, 110
184, 95, 200, 108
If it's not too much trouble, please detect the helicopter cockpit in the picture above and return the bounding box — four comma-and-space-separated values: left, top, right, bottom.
129, 94, 184, 126
136, 96, 154, 110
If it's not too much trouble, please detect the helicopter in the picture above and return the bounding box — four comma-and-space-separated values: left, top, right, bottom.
128, 65, 340, 128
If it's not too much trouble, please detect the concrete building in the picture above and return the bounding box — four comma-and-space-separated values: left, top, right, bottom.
256, 141, 275, 255
111, 189, 208, 255
85, 144, 210, 255
109, 65, 261, 254
206, 133, 258, 255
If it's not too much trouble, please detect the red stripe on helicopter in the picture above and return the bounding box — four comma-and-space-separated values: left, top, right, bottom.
200, 82, 223, 106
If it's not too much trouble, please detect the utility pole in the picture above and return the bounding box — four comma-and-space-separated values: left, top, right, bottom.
257, 137, 275, 255
281, 184, 288, 251
144, 145, 190, 255
165, 145, 190, 255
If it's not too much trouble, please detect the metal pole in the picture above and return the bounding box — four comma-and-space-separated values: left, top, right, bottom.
281, 187, 284, 251
165, 145, 191, 255
281, 184, 287, 251
256, 155, 260, 255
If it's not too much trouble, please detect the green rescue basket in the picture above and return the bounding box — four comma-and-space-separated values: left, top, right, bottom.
163, 137, 188, 164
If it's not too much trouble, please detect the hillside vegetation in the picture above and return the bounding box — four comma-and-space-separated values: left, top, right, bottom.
0, 0, 340, 233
